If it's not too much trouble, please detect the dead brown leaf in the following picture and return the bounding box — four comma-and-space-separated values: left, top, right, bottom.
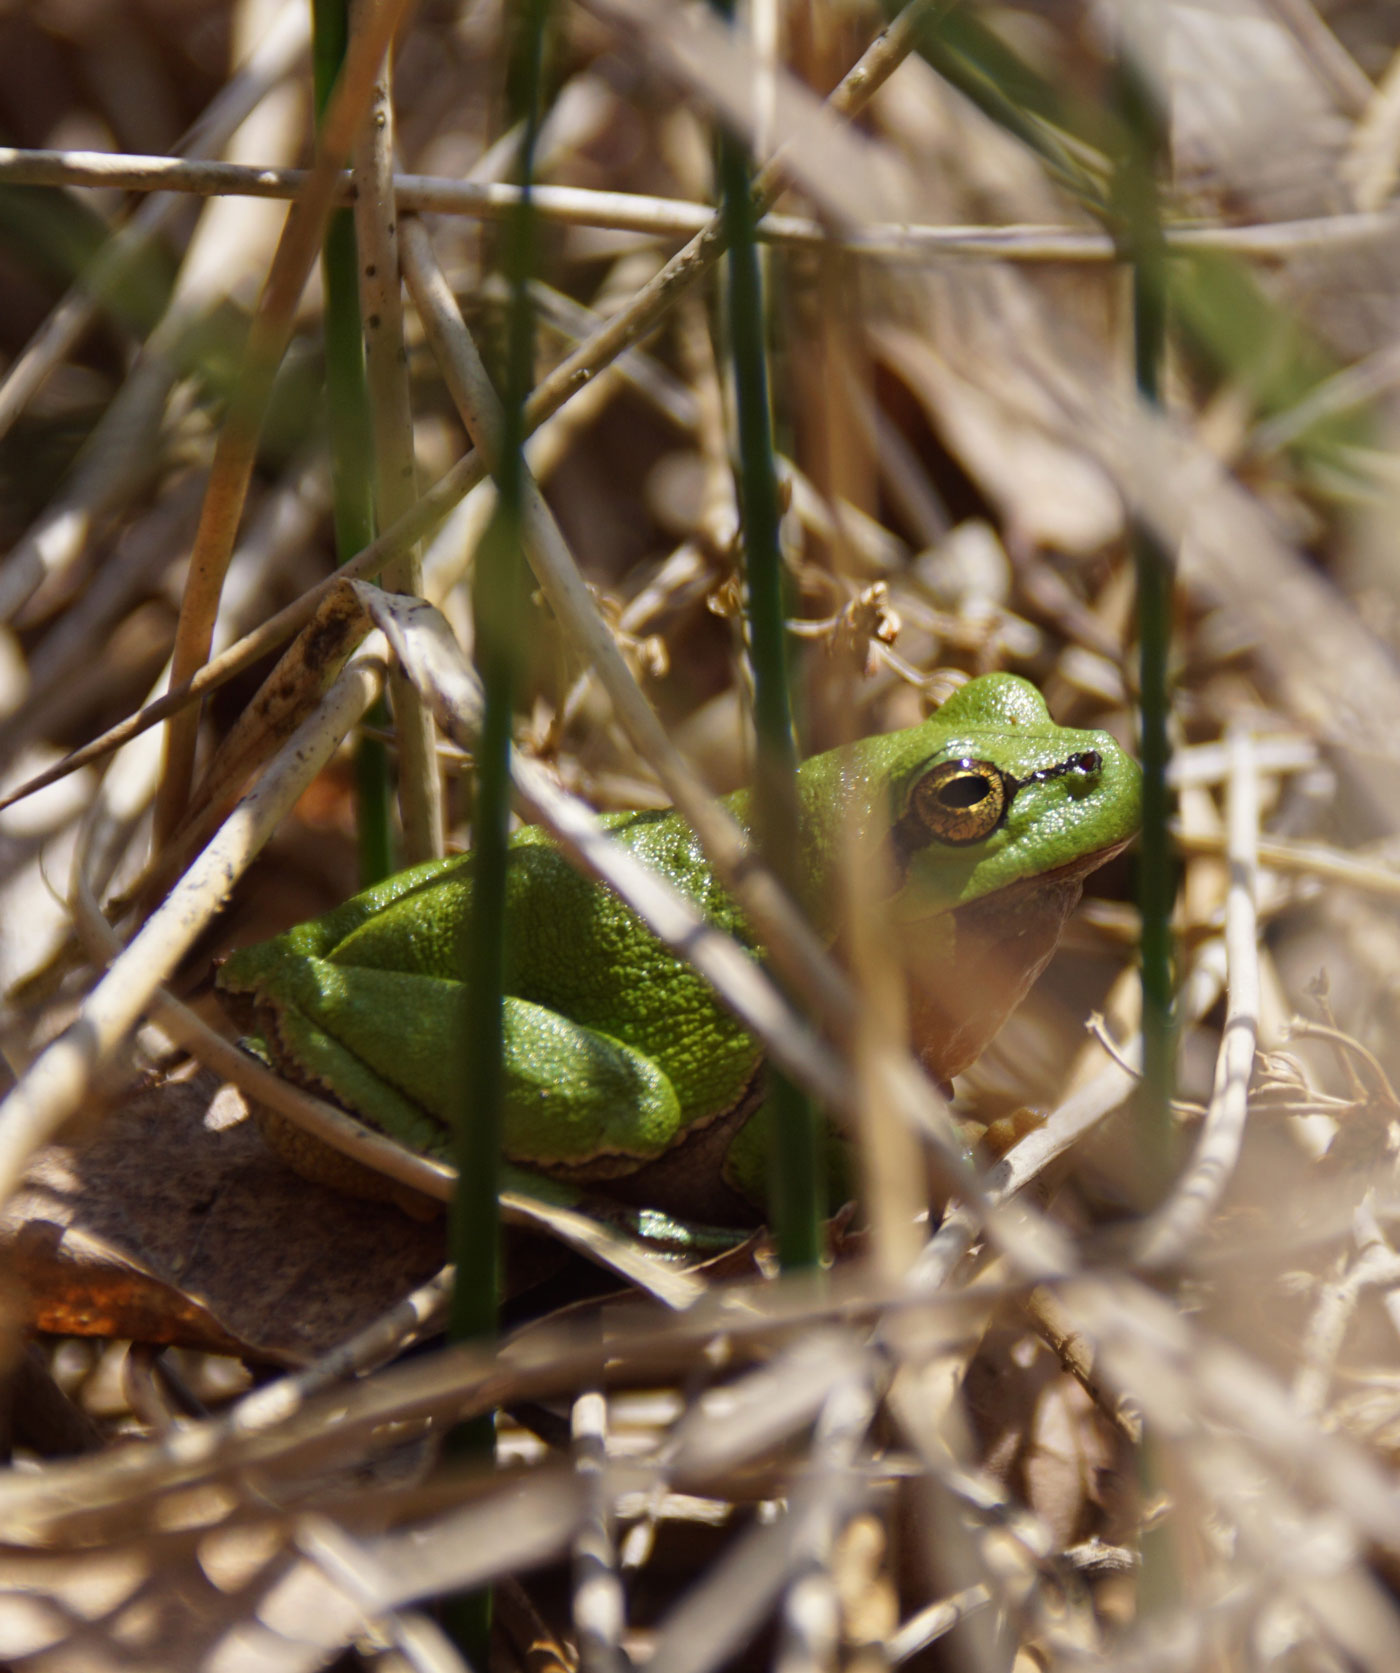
0, 1071, 445, 1368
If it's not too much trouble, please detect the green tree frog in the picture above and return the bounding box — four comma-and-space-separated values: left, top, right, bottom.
219, 673, 1141, 1223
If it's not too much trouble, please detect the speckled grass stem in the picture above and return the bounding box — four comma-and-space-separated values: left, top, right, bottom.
353, 24, 444, 866
445, 0, 550, 1659
313, 0, 392, 883
714, 3, 823, 1273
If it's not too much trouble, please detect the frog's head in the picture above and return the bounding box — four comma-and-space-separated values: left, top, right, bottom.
885, 673, 1142, 922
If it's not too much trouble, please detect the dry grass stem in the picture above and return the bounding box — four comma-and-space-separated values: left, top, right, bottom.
1135, 727, 1261, 1267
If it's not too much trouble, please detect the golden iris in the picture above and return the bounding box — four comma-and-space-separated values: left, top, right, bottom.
910, 759, 1008, 846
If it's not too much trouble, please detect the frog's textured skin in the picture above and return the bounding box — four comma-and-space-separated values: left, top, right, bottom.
219, 674, 1141, 1222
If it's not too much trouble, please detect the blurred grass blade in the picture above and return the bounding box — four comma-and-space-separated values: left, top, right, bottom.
0, 185, 175, 343
1175, 250, 1371, 479
910, 6, 1112, 211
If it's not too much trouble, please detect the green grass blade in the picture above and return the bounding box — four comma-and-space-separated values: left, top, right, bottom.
312, 0, 392, 884
1112, 49, 1177, 1189
713, 4, 823, 1273
444, 0, 551, 1659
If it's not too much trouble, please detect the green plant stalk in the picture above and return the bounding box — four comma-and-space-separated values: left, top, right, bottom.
447, 511, 519, 1354
714, 19, 823, 1272
1133, 501, 1175, 1191
312, 0, 392, 884
447, 0, 545, 1352
1116, 44, 1179, 1621
1114, 55, 1176, 1188
444, 0, 549, 1658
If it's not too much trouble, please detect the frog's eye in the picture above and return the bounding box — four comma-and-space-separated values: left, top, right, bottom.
909, 758, 1008, 847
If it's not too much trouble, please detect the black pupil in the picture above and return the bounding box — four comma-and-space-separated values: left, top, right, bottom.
940, 775, 992, 809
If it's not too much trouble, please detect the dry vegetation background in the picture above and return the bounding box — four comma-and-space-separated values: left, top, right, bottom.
2, 0, 1400, 1668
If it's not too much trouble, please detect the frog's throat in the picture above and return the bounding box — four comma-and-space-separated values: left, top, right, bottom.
906, 856, 1113, 1084
995, 833, 1136, 894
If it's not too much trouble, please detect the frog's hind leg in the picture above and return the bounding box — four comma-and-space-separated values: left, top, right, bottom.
252, 956, 686, 1174
253, 975, 453, 1158
498, 997, 684, 1174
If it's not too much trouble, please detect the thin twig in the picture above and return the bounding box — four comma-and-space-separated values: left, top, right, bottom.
887, 1585, 992, 1665
1174, 827, 1400, 904
572, 1389, 627, 1673
6, 147, 1400, 261
1294, 1200, 1400, 1417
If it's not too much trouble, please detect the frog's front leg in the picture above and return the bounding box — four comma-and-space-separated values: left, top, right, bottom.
228, 955, 687, 1178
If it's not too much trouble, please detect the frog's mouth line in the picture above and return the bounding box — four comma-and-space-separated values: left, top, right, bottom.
981, 831, 1137, 899
889, 829, 1136, 918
